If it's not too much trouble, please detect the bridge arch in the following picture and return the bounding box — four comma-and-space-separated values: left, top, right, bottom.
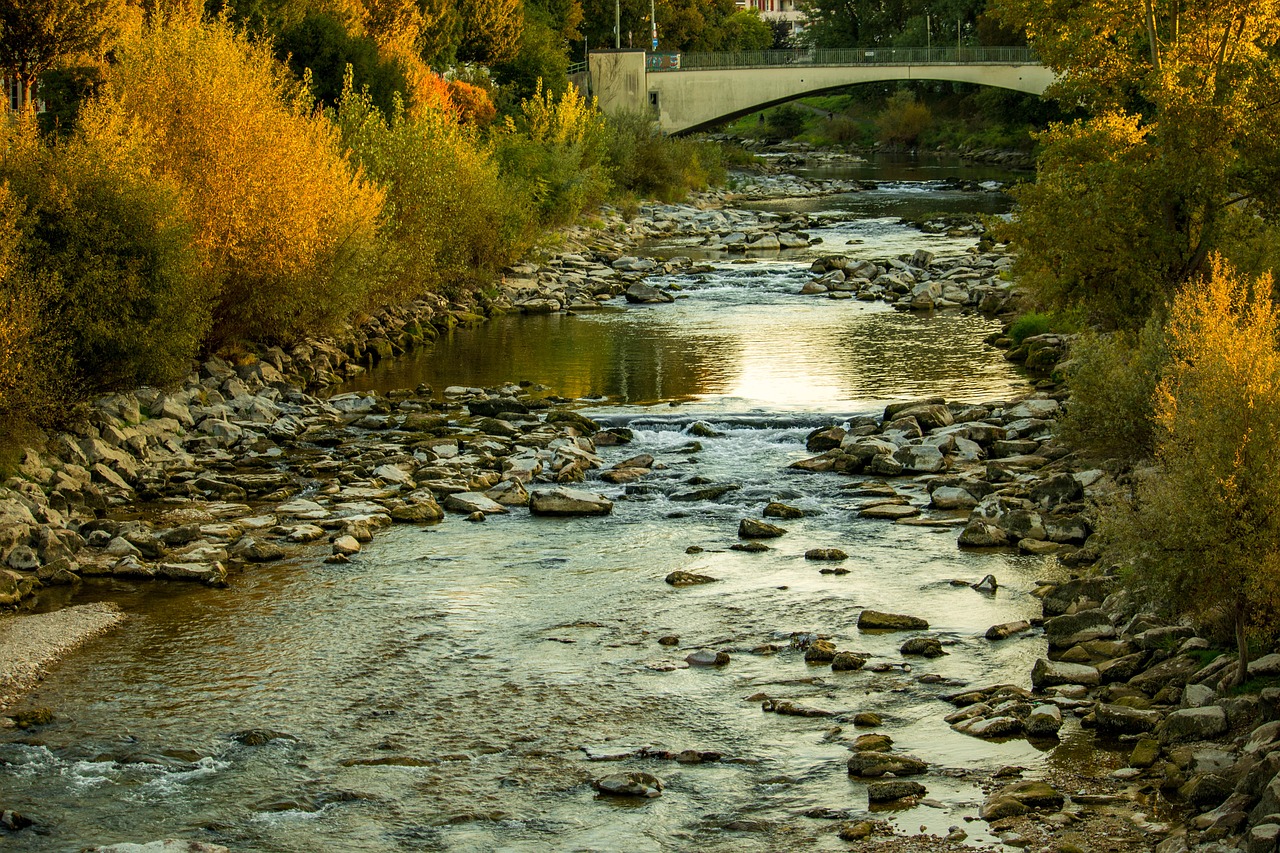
589, 49, 1055, 135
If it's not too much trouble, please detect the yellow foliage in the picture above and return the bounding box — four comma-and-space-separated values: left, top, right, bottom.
99, 16, 386, 343
511, 80, 603, 149
1116, 256, 1280, 681
0, 182, 31, 414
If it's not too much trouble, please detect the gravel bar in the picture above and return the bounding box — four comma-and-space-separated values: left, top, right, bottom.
0, 602, 125, 711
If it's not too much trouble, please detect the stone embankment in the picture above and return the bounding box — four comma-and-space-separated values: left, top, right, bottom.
0, 375, 626, 655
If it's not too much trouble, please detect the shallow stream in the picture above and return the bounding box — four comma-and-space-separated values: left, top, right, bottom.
0, 156, 1082, 852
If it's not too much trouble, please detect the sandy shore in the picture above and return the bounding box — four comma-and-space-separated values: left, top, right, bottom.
0, 602, 126, 712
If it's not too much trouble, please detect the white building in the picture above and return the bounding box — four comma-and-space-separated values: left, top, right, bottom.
736, 0, 807, 38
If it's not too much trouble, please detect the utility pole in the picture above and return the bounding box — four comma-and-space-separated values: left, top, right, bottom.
650, 0, 658, 51
615, 0, 621, 49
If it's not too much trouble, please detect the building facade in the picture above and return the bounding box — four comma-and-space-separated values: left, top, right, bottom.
736, 0, 807, 37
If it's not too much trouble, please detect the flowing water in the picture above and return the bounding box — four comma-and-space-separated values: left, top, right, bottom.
0, 157, 1077, 852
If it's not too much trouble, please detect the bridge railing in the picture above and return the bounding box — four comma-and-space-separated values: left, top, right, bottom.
655, 46, 1036, 71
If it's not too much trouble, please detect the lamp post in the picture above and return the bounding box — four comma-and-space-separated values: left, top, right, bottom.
615, 0, 621, 49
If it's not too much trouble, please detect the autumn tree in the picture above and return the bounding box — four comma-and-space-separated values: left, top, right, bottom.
101, 16, 386, 344
456, 0, 524, 65
0, 0, 124, 109
992, 0, 1280, 328
1111, 258, 1280, 687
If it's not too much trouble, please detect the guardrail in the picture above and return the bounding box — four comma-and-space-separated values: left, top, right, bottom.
655, 46, 1036, 72
567, 60, 589, 75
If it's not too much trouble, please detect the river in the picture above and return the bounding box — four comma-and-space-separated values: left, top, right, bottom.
0, 155, 1074, 852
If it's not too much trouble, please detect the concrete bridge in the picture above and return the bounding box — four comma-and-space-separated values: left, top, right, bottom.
587, 48, 1054, 134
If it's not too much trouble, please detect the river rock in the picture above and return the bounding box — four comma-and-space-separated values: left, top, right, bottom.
955, 715, 1024, 739
893, 444, 946, 473
485, 480, 530, 507
858, 503, 920, 520
858, 610, 928, 631
867, 779, 926, 802
1026, 704, 1063, 737
738, 518, 786, 538
846, 750, 927, 777
232, 537, 285, 562
980, 780, 1063, 822
666, 571, 716, 586
900, 636, 945, 657
529, 488, 612, 516
1030, 658, 1099, 688
763, 501, 804, 519
1130, 653, 1203, 694
1161, 706, 1229, 743
444, 492, 509, 515
831, 651, 868, 671
686, 649, 730, 667
931, 486, 978, 510
1044, 609, 1115, 649
985, 621, 1032, 643
804, 548, 847, 561
1095, 703, 1163, 735
624, 283, 673, 304
331, 535, 360, 556
593, 771, 663, 797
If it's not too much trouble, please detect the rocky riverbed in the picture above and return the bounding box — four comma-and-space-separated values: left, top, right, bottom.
1, 164, 1271, 853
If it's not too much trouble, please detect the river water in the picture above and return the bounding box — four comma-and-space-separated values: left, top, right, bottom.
0, 156, 1070, 852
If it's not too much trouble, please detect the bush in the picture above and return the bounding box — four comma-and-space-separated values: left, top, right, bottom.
877, 90, 931, 147
1008, 311, 1056, 344
0, 111, 208, 403
335, 77, 533, 300
605, 112, 725, 203
1110, 257, 1280, 686
102, 17, 386, 344
766, 103, 807, 138
495, 81, 609, 228
1058, 320, 1166, 463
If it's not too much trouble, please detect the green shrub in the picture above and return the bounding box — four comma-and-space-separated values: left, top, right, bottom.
1059, 319, 1167, 462
604, 112, 725, 203
495, 81, 610, 228
765, 103, 807, 138
0, 112, 209, 410
1008, 311, 1055, 344
335, 76, 533, 300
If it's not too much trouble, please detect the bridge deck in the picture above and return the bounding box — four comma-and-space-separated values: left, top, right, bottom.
653, 47, 1036, 72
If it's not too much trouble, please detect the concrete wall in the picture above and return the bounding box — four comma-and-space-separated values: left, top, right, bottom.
607, 62, 1055, 134
588, 51, 649, 116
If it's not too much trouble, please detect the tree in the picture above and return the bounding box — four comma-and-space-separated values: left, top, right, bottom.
276, 11, 407, 114
1112, 258, 1280, 688
0, 0, 123, 109
456, 0, 524, 65
103, 17, 386, 344
992, 0, 1280, 327
719, 10, 772, 52
578, 0, 645, 49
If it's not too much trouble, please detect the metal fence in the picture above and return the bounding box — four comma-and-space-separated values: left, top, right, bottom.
657, 46, 1036, 72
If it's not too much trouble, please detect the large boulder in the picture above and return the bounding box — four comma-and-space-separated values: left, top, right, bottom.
1095, 703, 1162, 735
624, 283, 674, 304
1030, 658, 1099, 689
529, 488, 613, 517
858, 610, 928, 631
846, 751, 927, 777
1161, 706, 1229, 743
1043, 609, 1115, 649
738, 518, 786, 538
